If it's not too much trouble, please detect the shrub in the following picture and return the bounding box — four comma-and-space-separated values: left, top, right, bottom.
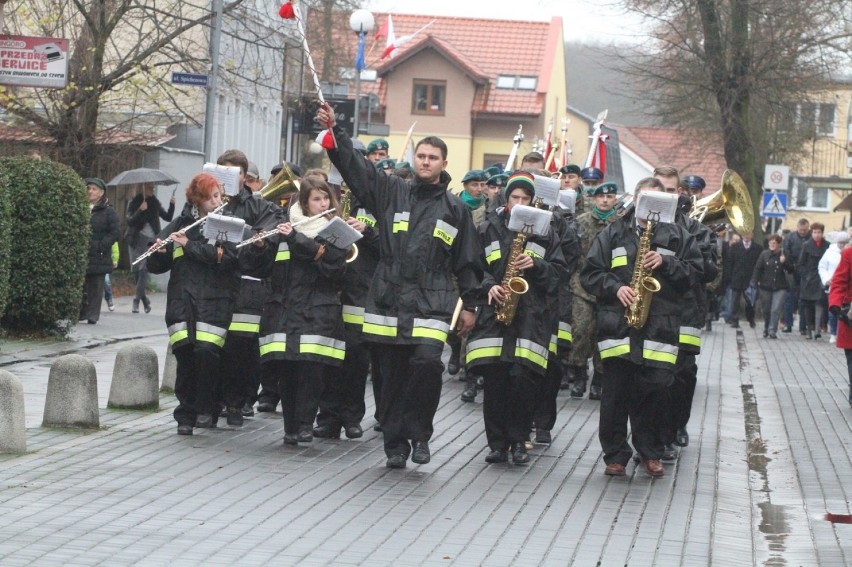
0, 157, 89, 333
0, 169, 10, 320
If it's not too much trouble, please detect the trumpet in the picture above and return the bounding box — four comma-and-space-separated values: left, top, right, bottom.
235, 208, 336, 249
132, 203, 227, 266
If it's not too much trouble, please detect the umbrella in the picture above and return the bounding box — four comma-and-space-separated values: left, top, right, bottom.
107, 167, 179, 187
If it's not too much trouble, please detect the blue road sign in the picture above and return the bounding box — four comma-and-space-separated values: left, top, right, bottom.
762, 191, 787, 218
171, 72, 208, 87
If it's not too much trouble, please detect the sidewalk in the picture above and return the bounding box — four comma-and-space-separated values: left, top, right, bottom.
0, 317, 850, 565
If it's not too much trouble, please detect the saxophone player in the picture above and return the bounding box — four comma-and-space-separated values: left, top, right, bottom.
466, 172, 566, 465
580, 177, 703, 478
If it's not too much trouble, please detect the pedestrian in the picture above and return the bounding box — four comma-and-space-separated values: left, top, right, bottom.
581, 177, 704, 478
751, 235, 792, 339
126, 183, 175, 313
820, 231, 851, 343
782, 218, 810, 333
828, 244, 852, 406
799, 222, 830, 339
146, 173, 242, 435
317, 101, 483, 469
81, 178, 120, 325
727, 231, 762, 328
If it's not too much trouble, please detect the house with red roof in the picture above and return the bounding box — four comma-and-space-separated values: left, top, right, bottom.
323, 12, 571, 185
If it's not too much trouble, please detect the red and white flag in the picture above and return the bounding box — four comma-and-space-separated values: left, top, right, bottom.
590, 133, 609, 175
381, 17, 437, 60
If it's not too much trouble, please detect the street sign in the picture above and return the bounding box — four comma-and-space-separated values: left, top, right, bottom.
763, 164, 790, 190
762, 191, 787, 218
171, 72, 208, 87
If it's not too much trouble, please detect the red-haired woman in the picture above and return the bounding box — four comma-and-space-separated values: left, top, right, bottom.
258, 177, 348, 445
147, 173, 243, 435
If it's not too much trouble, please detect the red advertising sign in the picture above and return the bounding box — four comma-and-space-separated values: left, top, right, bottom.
0, 35, 69, 88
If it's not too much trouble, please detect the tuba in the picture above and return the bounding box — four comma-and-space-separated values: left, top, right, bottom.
260, 164, 300, 207
689, 169, 754, 234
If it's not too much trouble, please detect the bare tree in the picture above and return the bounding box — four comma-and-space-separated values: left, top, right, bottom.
0, 0, 274, 174
618, 0, 851, 231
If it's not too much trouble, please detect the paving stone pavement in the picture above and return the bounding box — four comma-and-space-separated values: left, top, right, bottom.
0, 313, 851, 566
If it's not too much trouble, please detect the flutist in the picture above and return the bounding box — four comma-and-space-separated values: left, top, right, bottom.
580, 177, 703, 478
466, 172, 566, 465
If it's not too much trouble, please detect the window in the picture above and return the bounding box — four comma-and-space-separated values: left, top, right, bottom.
782, 101, 836, 137
496, 75, 537, 90
412, 80, 446, 115
791, 178, 829, 211
817, 103, 835, 136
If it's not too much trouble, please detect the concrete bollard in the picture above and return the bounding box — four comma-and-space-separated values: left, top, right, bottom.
43, 354, 99, 429
0, 370, 26, 453
109, 344, 159, 410
161, 342, 177, 393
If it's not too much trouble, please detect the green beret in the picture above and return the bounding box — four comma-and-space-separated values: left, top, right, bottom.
84, 177, 107, 191
592, 181, 619, 196
366, 138, 389, 154
504, 172, 535, 200
395, 161, 413, 174
487, 173, 509, 188
375, 158, 396, 170
559, 164, 581, 176
483, 165, 502, 178
462, 169, 488, 183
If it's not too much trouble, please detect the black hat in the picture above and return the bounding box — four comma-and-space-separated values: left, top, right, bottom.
462, 169, 488, 183
592, 181, 619, 196
683, 175, 706, 191
580, 167, 604, 182
559, 164, 581, 176
84, 177, 107, 191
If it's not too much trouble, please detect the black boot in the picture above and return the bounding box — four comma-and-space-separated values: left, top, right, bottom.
461, 373, 478, 402
588, 371, 603, 401
568, 364, 587, 399
447, 343, 461, 376
560, 364, 575, 390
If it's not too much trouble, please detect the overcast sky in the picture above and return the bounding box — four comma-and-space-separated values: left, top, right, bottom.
364, 0, 647, 44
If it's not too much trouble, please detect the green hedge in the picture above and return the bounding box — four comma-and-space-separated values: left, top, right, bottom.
0, 170, 10, 320
0, 157, 89, 333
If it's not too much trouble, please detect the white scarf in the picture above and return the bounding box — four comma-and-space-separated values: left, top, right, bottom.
288, 199, 328, 239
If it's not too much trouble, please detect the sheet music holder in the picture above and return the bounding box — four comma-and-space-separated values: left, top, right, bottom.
202, 163, 241, 197
203, 213, 246, 243
507, 204, 552, 237
532, 175, 560, 207
317, 216, 364, 250
634, 192, 678, 224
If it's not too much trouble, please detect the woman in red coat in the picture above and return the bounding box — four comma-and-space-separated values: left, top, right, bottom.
828, 245, 852, 406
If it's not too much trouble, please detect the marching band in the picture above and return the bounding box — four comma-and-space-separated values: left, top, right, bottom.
138, 100, 740, 478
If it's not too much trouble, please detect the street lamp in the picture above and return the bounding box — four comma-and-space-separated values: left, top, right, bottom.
349, 9, 374, 140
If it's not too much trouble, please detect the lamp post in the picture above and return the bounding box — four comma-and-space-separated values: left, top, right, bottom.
349, 9, 374, 140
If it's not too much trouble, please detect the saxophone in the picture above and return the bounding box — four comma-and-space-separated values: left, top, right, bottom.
338, 186, 358, 263
625, 217, 662, 329
495, 232, 530, 325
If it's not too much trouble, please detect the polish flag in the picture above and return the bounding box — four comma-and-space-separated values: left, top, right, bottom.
381, 15, 399, 59
381, 18, 436, 60
375, 15, 390, 43
590, 133, 609, 175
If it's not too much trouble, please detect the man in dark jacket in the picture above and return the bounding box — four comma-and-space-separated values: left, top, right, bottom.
126, 183, 176, 314
317, 102, 484, 469
798, 222, 830, 339
727, 231, 763, 328
782, 218, 810, 333
581, 177, 704, 478
81, 178, 120, 324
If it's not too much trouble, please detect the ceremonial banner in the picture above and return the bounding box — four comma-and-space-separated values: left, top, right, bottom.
0, 35, 69, 88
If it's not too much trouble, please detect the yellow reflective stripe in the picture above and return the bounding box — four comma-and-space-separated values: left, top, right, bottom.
466, 338, 503, 363
558, 322, 573, 342
611, 256, 627, 268
393, 221, 409, 233
643, 349, 677, 364
275, 242, 290, 262
411, 318, 450, 343
168, 322, 189, 345
393, 212, 410, 233
363, 313, 398, 337
549, 335, 558, 354
259, 333, 287, 356
342, 305, 365, 325
486, 250, 501, 264
173, 246, 184, 260
680, 334, 701, 347
433, 219, 458, 246
356, 209, 376, 227
300, 335, 346, 361
196, 331, 226, 347
514, 346, 548, 369
599, 338, 630, 359
229, 322, 260, 333
524, 242, 545, 260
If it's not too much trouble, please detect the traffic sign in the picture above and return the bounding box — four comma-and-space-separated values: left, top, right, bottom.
764, 164, 789, 190
171, 72, 209, 87
762, 191, 787, 218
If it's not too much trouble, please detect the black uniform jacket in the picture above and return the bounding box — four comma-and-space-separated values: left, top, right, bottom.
146, 207, 246, 351
87, 197, 120, 275
327, 125, 484, 346
580, 211, 704, 369
466, 208, 566, 375
340, 193, 381, 345
674, 203, 715, 354
256, 208, 348, 367
551, 209, 581, 353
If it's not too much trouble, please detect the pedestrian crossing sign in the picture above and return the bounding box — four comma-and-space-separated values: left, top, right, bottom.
762, 191, 787, 218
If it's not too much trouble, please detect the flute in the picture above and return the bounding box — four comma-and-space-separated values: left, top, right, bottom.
235, 208, 336, 249
131, 203, 227, 266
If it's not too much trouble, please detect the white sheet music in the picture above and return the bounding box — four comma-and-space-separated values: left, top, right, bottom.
635, 191, 678, 224
557, 189, 576, 212
507, 204, 552, 237
532, 175, 560, 207
203, 213, 246, 243
202, 163, 241, 197
317, 216, 363, 250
